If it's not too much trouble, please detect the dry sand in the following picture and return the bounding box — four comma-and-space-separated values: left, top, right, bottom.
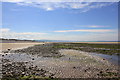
0, 42, 45, 52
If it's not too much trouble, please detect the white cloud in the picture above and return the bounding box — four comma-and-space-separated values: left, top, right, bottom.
1, 0, 119, 2
0, 28, 47, 40
2, 0, 115, 12
1, 0, 23, 2
16, 32, 46, 35
54, 29, 114, 32
39, 32, 118, 41
87, 25, 108, 28
46, 7, 54, 11
0, 28, 118, 41
81, 2, 114, 12
0, 28, 10, 32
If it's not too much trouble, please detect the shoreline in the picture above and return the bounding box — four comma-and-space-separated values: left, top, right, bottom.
1, 38, 119, 44
2, 48, 118, 78
73, 42, 119, 44
1, 42, 119, 79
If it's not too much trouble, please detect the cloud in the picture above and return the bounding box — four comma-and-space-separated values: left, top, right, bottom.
0, 28, 10, 32
2, 0, 119, 2
87, 25, 108, 28
39, 32, 118, 41
54, 29, 114, 32
2, 0, 23, 2
0, 28, 118, 41
16, 32, 46, 35
0, 28, 47, 40
2, 0, 115, 12
46, 7, 54, 11
80, 2, 114, 12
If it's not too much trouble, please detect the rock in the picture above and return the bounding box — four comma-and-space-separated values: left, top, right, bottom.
73, 67, 76, 69
97, 74, 99, 76
40, 69, 44, 72
84, 70, 87, 72
106, 69, 109, 71
3, 51, 8, 53
8, 48, 11, 51
103, 59, 105, 60
49, 76, 54, 79
88, 67, 90, 70
100, 71, 103, 73
22, 72, 25, 75
69, 58, 70, 60
2, 59, 52, 79
51, 73, 55, 76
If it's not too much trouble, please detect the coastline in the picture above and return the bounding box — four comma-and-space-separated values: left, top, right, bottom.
73, 42, 119, 44
1, 44, 119, 78
0, 39, 119, 79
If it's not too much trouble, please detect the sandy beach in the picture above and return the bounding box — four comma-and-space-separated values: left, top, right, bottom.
0, 42, 45, 52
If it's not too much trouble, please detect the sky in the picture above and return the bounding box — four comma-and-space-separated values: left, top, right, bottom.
0, 0, 119, 41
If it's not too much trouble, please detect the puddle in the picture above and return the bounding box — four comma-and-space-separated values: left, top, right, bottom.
89, 53, 119, 66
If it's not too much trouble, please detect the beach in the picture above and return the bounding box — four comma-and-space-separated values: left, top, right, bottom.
0, 43, 45, 51
2, 1, 119, 79
0, 40, 119, 79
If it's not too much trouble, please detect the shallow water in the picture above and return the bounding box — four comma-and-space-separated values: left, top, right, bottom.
1, 49, 119, 66
89, 53, 119, 66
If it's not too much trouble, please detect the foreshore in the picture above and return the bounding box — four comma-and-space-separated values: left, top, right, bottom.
0, 41, 119, 79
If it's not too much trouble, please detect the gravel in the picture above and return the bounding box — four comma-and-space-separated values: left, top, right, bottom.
1, 43, 119, 79
2, 58, 55, 79
9, 44, 64, 58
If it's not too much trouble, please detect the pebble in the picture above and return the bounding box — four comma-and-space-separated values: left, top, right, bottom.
84, 70, 87, 72
2, 59, 53, 79
100, 71, 103, 73
103, 59, 105, 60
11, 44, 63, 58
73, 67, 76, 69
8, 48, 11, 51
